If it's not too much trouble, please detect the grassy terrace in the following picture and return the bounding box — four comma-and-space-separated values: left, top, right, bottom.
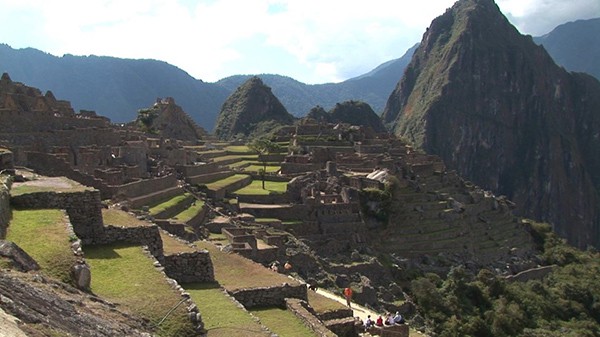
194, 240, 295, 290
172, 200, 205, 223
6, 209, 75, 283
160, 230, 196, 254
186, 284, 271, 337
84, 244, 196, 337
102, 208, 151, 227
242, 164, 281, 173
205, 174, 250, 191
212, 154, 258, 162
233, 180, 288, 195
224, 145, 255, 154
10, 176, 92, 196
250, 307, 317, 337
148, 193, 191, 216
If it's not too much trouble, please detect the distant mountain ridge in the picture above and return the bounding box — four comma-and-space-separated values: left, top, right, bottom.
0, 43, 416, 130
0, 44, 229, 129
533, 17, 600, 80
0, 16, 597, 130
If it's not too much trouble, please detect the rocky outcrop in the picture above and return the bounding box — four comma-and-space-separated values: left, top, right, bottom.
134, 97, 205, 141
0, 240, 40, 272
382, 0, 600, 249
308, 100, 386, 133
214, 76, 294, 139
0, 271, 152, 337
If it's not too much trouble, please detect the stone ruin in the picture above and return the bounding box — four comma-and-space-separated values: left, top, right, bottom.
0, 74, 542, 335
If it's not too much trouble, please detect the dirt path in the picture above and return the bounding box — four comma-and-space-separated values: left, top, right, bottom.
314, 288, 379, 323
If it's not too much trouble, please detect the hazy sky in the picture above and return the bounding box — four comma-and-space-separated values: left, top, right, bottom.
0, 0, 598, 84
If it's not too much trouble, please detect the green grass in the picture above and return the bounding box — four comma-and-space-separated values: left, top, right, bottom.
205, 174, 250, 191
172, 200, 205, 223
84, 244, 196, 337
185, 283, 271, 337
224, 145, 256, 154
148, 193, 191, 216
254, 218, 281, 223
242, 165, 281, 173
160, 231, 197, 254
250, 307, 318, 337
194, 241, 296, 290
212, 154, 258, 163
102, 208, 151, 227
229, 160, 253, 168
306, 290, 348, 314
10, 177, 91, 196
7, 209, 75, 283
233, 180, 287, 195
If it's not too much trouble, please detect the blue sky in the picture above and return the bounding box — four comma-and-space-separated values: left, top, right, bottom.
0, 0, 598, 84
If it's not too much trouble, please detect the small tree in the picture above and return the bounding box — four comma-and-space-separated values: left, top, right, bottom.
248, 138, 282, 189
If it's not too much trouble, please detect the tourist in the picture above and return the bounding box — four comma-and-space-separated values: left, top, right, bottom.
343, 287, 353, 308
386, 312, 395, 325
375, 315, 384, 327
270, 262, 278, 272
393, 311, 405, 324
284, 261, 292, 272
364, 315, 374, 330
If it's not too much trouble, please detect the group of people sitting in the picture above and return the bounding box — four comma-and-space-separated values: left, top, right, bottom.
364, 311, 405, 330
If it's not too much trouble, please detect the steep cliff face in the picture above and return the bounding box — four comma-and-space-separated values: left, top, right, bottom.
214, 76, 294, 139
383, 0, 600, 248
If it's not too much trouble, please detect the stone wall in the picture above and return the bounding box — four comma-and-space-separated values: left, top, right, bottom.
128, 186, 183, 209
237, 246, 279, 265
285, 298, 338, 337
240, 204, 310, 221
186, 204, 208, 228
155, 220, 197, 242
153, 194, 194, 220
228, 283, 308, 308
187, 171, 233, 185
92, 225, 164, 258
258, 153, 286, 162
25, 152, 112, 199
280, 162, 322, 175
0, 175, 11, 239
235, 193, 290, 204
0, 149, 14, 172
177, 162, 223, 177
112, 174, 178, 199
208, 175, 252, 200
162, 250, 215, 283
10, 190, 104, 243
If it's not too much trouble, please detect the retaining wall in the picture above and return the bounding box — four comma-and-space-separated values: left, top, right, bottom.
235, 193, 290, 204
228, 283, 307, 308
153, 194, 194, 220
187, 171, 233, 185
162, 250, 215, 283
92, 224, 164, 258
0, 175, 11, 239
285, 298, 338, 337
10, 190, 104, 243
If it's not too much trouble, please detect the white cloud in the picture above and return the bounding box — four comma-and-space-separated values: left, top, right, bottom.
0, 0, 597, 83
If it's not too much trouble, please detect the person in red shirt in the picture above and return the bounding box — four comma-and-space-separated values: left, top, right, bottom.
343, 287, 353, 308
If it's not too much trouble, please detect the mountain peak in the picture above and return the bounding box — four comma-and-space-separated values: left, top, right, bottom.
382, 0, 600, 249
214, 76, 294, 139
